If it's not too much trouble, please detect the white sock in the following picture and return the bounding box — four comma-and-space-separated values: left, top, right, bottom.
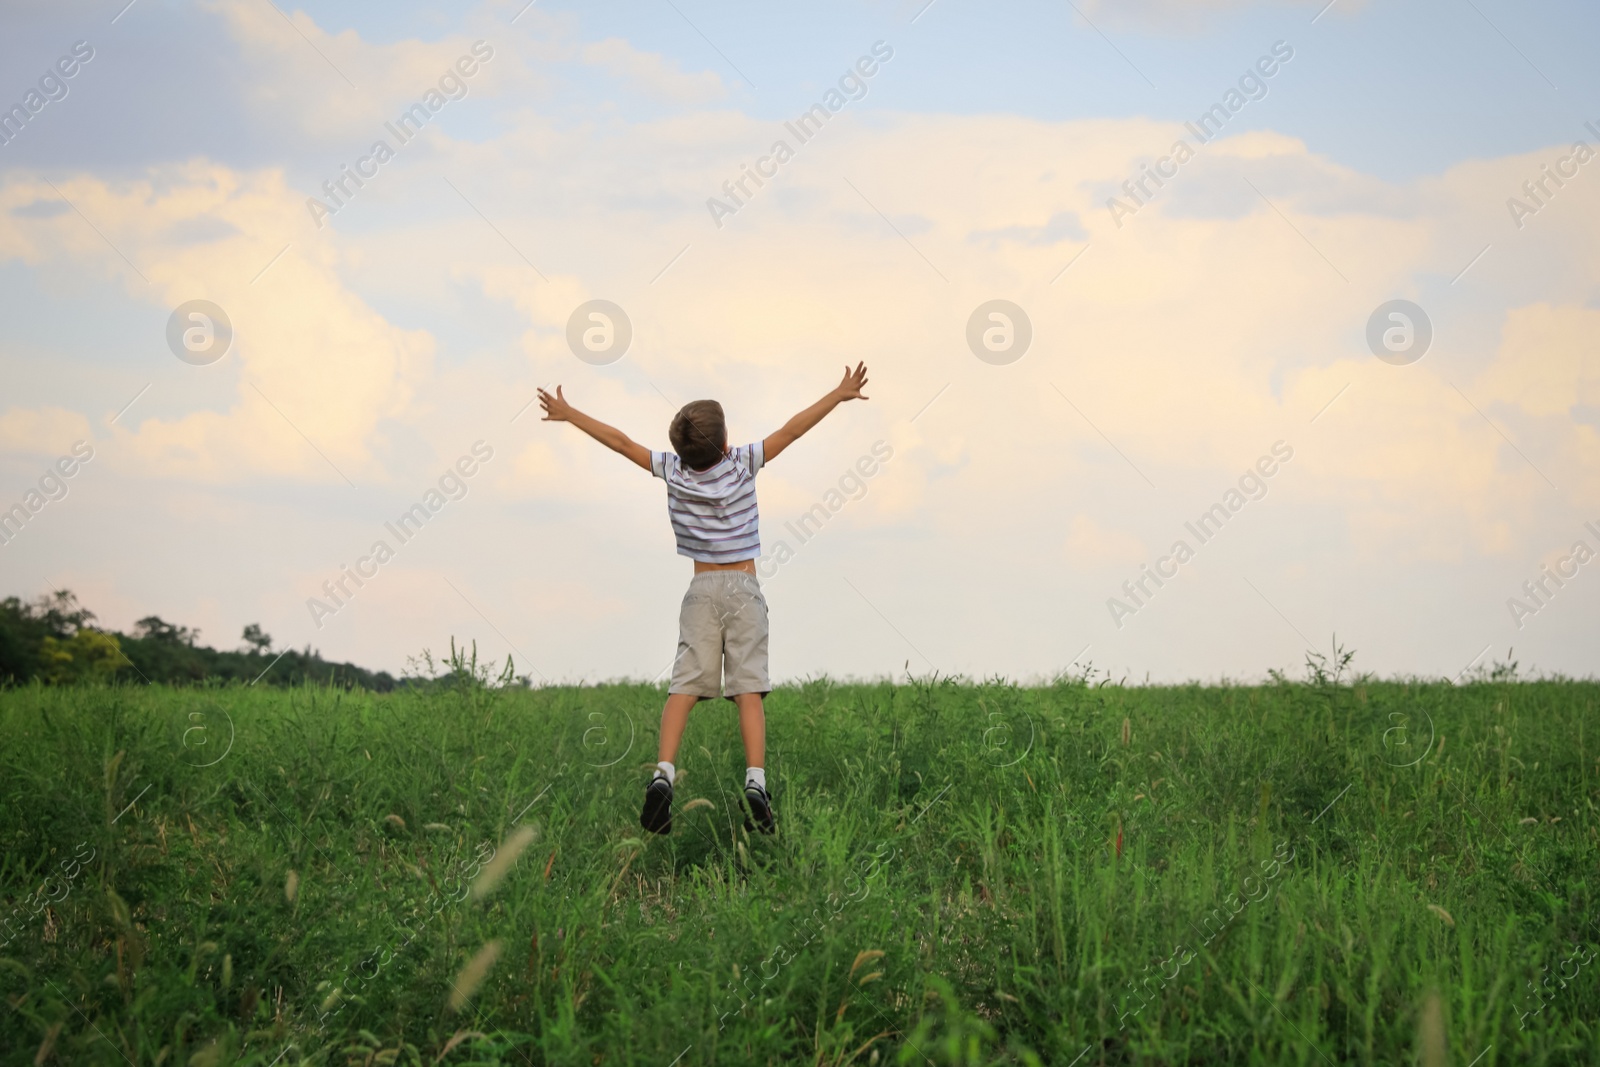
745, 767, 765, 791
655, 761, 675, 785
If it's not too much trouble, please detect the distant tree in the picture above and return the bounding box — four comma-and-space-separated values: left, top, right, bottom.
0, 590, 95, 683
40, 629, 127, 684
2, 589, 396, 690
0, 597, 48, 682
134, 616, 198, 645
241, 623, 273, 654
33, 589, 96, 633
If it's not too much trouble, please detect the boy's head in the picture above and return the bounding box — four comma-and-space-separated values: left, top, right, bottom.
670, 400, 727, 470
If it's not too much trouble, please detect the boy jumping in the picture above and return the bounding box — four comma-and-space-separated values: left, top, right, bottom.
537, 363, 870, 836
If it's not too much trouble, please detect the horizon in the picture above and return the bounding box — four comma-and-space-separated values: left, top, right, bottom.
1, 584, 1551, 690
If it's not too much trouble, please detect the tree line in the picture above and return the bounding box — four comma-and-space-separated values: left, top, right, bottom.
0, 590, 396, 689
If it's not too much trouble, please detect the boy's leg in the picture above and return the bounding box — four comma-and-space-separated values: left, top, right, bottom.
733, 691, 774, 834
644, 578, 721, 835
662, 575, 723, 774
733, 692, 765, 769
643, 693, 700, 836
656, 692, 701, 768
720, 572, 772, 832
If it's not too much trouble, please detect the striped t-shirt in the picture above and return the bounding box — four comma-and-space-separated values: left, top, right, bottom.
650, 442, 764, 563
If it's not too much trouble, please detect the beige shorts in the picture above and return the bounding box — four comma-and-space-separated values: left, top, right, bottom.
668, 571, 770, 701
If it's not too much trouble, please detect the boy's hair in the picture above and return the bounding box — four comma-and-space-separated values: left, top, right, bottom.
670, 400, 727, 470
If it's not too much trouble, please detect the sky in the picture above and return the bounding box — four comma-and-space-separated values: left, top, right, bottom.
0, 0, 1597, 686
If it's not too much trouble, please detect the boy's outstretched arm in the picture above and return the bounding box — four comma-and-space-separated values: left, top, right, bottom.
763, 362, 869, 463
538, 385, 651, 471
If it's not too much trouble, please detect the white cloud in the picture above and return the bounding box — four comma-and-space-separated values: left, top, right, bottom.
579, 39, 726, 104
203, 0, 546, 144
0, 406, 94, 456
413, 106, 1599, 576
0, 165, 435, 483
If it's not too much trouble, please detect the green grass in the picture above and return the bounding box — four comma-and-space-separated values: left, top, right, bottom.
1, 669, 1596, 1065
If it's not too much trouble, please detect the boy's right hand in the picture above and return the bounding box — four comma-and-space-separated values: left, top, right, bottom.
538, 385, 573, 422
538, 387, 651, 470
834, 361, 870, 402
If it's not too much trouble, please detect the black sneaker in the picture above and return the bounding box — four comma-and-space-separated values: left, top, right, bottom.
641, 775, 673, 835
743, 782, 775, 835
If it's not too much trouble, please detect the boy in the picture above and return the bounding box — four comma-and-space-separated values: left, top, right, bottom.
537, 362, 870, 836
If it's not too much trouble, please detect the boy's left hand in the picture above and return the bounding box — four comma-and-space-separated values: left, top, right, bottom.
538, 385, 573, 421
835, 362, 870, 402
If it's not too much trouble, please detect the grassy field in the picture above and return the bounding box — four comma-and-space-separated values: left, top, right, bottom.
1, 657, 1597, 1066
